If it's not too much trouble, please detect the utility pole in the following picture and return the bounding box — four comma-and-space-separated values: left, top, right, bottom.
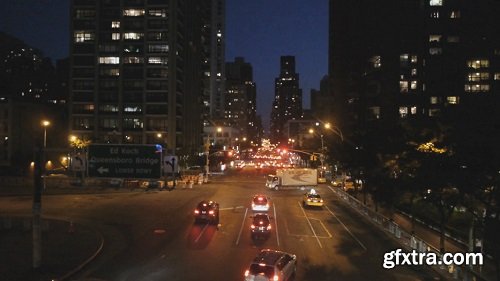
33, 145, 43, 269
204, 135, 210, 183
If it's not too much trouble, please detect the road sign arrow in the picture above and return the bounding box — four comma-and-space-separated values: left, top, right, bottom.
97, 167, 109, 174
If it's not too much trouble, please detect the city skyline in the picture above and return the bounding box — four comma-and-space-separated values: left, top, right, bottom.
0, 0, 328, 131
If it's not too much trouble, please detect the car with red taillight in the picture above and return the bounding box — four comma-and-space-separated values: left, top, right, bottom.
251, 194, 270, 212
244, 249, 297, 281
250, 213, 271, 239
194, 200, 219, 225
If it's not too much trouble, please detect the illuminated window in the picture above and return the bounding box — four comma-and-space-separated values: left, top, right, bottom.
429, 0, 443, 6
429, 35, 442, 42
411, 55, 418, 63
450, 10, 461, 18
400, 81, 409, 93
124, 57, 144, 64
74, 31, 94, 43
467, 60, 489, 69
112, 33, 120, 40
123, 118, 144, 129
400, 54, 408, 63
411, 81, 418, 90
123, 106, 142, 113
148, 44, 169, 53
99, 57, 120, 64
447, 96, 459, 104
99, 68, 120, 77
494, 73, 500, 80
411, 68, 417, 76
124, 32, 144, 40
370, 55, 381, 68
431, 11, 440, 18
430, 48, 442, 55
99, 105, 119, 113
399, 107, 408, 118
149, 9, 167, 17
467, 72, 489, 82
465, 84, 490, 92
430, 97, 438, 104
410, 106, 417, 115
123, 9, 145, 17
148, 57, 168, 64
112, 21, 120, 28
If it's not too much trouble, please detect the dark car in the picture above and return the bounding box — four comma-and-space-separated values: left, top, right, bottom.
251, 213, 271, 239
194, 200, 219, 225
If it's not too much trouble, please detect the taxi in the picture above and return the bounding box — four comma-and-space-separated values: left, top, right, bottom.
302, 189, 324, 207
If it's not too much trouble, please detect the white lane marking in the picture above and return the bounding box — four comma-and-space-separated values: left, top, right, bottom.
194, 223, 209, 243
235, 207, 248, 246
219, 206, 244, 211
298, 201, 323, 248
273, 203, 280, 247
324, 204, 367, 251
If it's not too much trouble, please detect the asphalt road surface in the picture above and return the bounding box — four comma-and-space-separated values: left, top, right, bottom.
0, 167, 444, 281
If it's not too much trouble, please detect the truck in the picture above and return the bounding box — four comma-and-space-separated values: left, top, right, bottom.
266, 168, 318, 190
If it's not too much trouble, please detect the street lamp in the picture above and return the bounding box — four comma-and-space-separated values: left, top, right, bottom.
41, 120, 50, 148
309, 129, 325, 168
205, 126, 222, 182
323, 122, 344, 142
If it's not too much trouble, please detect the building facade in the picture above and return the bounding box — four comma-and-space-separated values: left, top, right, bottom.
225, 57, 257, 143
69, 0, 220, 154
329, 0, 500, 136
270, 56, 303, 143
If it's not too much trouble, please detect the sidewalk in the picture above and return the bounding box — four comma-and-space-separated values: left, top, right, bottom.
0, 216, 103, 281
331, 186, 498, 281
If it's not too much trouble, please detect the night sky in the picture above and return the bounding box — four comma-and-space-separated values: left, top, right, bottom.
0, 0, 328, 131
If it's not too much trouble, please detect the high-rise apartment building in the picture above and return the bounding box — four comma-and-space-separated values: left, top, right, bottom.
225, 57, 257, 142
69, 0, 220, 153
208, 0, 226, 120
270, 56, 303, 143
329, 0, 500, 134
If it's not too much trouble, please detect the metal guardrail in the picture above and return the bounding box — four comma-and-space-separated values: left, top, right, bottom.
329, 185, 492, 281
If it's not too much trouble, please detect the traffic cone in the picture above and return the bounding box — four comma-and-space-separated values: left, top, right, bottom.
68, 221, 75, 234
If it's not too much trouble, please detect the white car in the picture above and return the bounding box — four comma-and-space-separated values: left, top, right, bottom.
244, 249, 297, 281
251, 195, 270, 212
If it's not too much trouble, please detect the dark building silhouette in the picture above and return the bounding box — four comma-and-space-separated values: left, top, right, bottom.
0, 32, 67, 173
270, 56, 303, 143
329, 0, 500, 138
225, 57, 258, 143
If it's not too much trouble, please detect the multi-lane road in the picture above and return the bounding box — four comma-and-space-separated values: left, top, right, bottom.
0, 167, 443, 281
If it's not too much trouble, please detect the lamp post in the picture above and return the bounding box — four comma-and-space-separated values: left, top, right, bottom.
324, 122, 344, 142
205, 126, 222, 182
41, 120, 50, 148
309, 128, 325, 168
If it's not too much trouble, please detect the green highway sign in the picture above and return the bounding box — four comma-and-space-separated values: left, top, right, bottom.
88, 144, 162, 179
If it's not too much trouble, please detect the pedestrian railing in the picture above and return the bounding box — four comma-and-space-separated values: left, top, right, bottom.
329, 185, 492, 281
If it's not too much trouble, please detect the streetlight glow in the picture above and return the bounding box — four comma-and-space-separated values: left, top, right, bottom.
41, 120, 51, 148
